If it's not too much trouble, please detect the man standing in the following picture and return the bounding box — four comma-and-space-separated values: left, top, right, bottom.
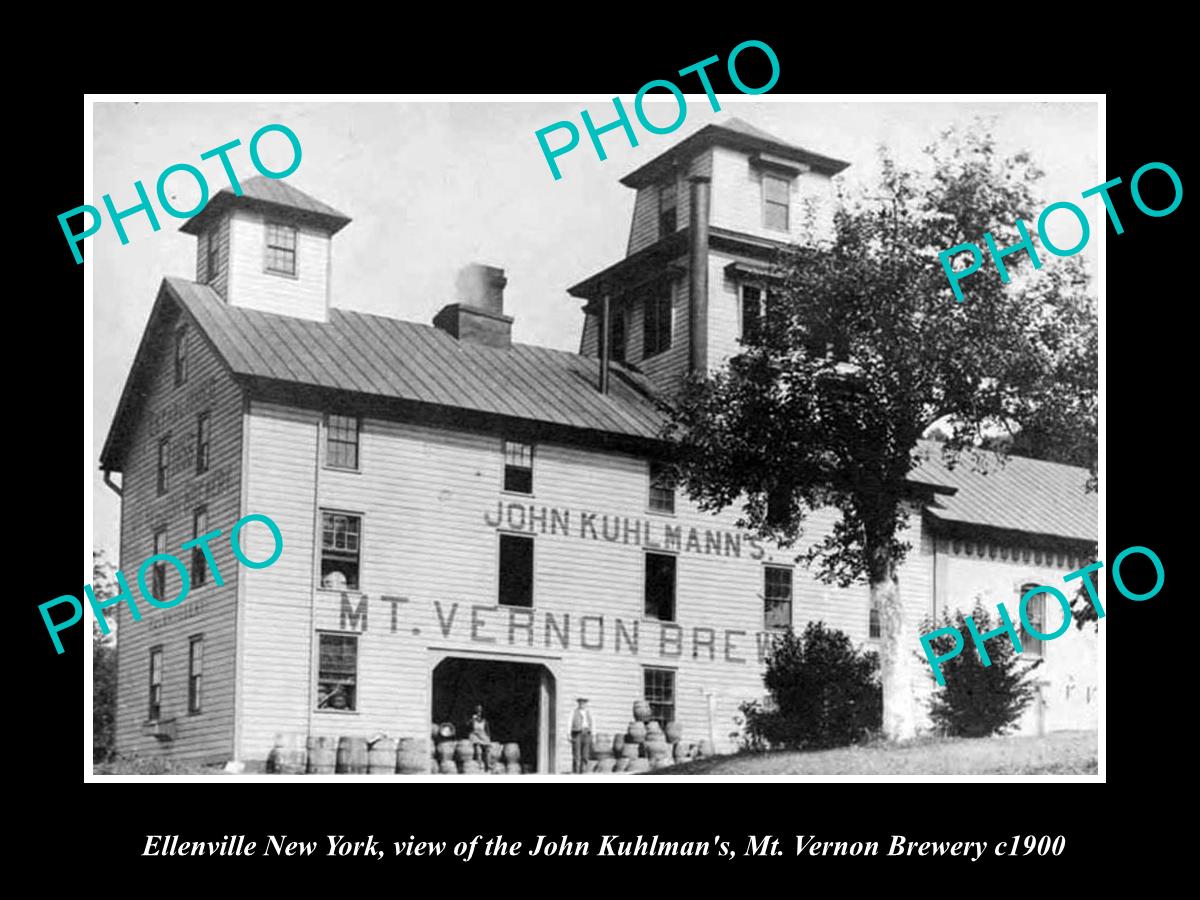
569, 697, 594, 774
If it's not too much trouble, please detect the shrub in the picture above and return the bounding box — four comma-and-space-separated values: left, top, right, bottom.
921, 603, 1042, 738
740, 621, 882, 751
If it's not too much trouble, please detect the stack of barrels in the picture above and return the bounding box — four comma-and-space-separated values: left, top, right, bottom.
429, 737, 524, 774
586, 701, 718, 774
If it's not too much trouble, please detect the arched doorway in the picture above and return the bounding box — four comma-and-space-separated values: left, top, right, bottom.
431, 657, 556, 773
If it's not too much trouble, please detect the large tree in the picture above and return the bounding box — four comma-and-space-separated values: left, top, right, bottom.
664, 125, 1097, 740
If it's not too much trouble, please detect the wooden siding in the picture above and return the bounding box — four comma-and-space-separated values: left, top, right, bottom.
625, 151, 712, 257
931, 538, 1099, 735
709, 145, 836, 245
113, 307, 244, 762
227, 209, 330, 322
238, 402, 935, 770
638, 275, 689, 392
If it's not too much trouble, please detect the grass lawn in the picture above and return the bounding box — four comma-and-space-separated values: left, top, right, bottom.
651, 730, 1097, 776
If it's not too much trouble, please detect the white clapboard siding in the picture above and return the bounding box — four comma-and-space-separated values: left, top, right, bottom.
709, 146, 837, 246
226, 209, 329, 321
238, 401, 937, 770
113, 310, 243, 762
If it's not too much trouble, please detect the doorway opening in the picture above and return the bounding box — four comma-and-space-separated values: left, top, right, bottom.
431, 657, 555, 773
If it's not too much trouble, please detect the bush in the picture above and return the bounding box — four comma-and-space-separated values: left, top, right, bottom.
921, 603, 1042, 738
740, 621, 881, 751
92, 627, 117, 764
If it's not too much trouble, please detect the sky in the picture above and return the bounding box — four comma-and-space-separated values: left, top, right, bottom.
90, 98, 1099, 556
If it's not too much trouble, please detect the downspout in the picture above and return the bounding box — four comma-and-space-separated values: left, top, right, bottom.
598, 293, 611, 395
102, 468, 122, 497
687, 175, 711, 376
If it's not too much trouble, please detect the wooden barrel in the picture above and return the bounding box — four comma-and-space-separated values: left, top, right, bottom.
612, 734, 626, 756
454, 740, 474, 764
483, 742, 504, 767
502, 742, 521, 764
633, 700, 652, 722
436, 740, 456, 762
437, 722, 457, 740
306, 736, 336, 774
592, 733, 613, 759
438, 759, 458, 774
460, 759, 484, 775
490, 762, 506, 775
696, 739, 715, 759
336, 737, 369, 774
651, 756, 673, 770
673, 740, 694, 761
504, 762, 522, 774
627, 758, 650, 773
626, 721, 646, 743
613, 757, 631, 773
620, 742, 641, 760
664, 721, 683, 743
368, 738, 397, 774
397, 738, 429, 774
595, 757, 616, 773
268, 733, 307, 774
645, 721, 664, 740
645, 739, 670, 760
429, 760, 438, 774
584, 759, 599, 773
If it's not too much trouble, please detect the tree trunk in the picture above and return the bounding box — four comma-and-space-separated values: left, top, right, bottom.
874, 564, 917, 741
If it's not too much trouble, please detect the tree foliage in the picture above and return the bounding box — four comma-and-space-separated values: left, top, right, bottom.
921, 603, 1042, 737
739, 622, 881, 750
93, 550, 118, 764
664, 122, 1097, 738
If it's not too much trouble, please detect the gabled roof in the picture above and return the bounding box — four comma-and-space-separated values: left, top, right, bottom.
620, 116, 851, 188
180, 175, 351, 235
99, 278, 664, 471
912, 442, 1097, 544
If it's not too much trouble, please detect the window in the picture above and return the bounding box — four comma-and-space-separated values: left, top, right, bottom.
174, 326, 189, 386
188, 635, 204, 714
265, 223, 297, 276
152, 528, 167, 601
325, 414, 360, 470
191, 507, 208, 587
156, 436, 170, 496
659, 180, 678, 236
763, 174, 790, 231
869, 596, 881, 639
317, 633, 358, 711
195, 413, 210, 475
206, 231, 219, 283
648, 462, 674, 514
643, 291, 673, 358
644, 667, 676, 724
644, 552, 676, 621
148, 646, 163, 721
741, 285, 763, 343
503, 440, 533, 494
499, 533, 534, 607
608, 307, 626, 364
320, 512, 361, 590
764, 566, 793, 630
1021, 584, 1046, 657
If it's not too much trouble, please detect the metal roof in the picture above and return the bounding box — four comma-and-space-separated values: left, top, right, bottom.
173, 276, 662, 434
619, 116, 851, 189
180, 176, 352, 235
912, 442, 1097, 544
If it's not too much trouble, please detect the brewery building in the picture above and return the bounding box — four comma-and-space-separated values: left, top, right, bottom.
99, 119, 1099, 772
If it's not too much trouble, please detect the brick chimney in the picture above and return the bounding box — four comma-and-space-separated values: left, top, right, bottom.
433, 264, 513, 349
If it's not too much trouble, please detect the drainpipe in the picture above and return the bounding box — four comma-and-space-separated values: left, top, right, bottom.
598, 293, 611, 395
102, 468, 122, 497
687, 175, 711, 376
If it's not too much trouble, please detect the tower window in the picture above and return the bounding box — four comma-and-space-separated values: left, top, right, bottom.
206, 231, 219, 283
659, 180, 678, 236
643, 292, 673, 358
607, 307, 626, 364
265, 223, 297, 277
174, 326, 189, 387
741, 285, 763, 343
763, 174, 790, 232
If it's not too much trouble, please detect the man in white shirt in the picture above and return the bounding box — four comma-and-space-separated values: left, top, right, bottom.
569, 697, 595, 773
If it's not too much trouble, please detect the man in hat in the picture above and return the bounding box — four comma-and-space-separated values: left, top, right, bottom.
569, 697, 595, 774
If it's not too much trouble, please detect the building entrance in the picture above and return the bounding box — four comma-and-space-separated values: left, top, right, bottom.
431, 657, 555, 773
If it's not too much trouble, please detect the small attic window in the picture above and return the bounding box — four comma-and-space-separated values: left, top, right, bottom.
205, 230, 219, 283
659, 180, 678, 237
265, 223, 297, 277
